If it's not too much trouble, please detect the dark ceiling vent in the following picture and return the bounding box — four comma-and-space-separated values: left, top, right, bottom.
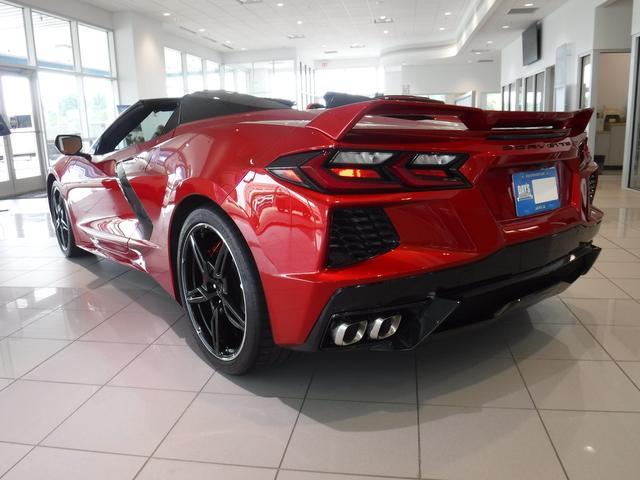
507, 7, 538, 14
324, 50, 338, 54
478, 59, 494, 63
222, 43, 234, 50
179, 26, 197, 35
237, 0, 263, 4
203, 36, 217, 44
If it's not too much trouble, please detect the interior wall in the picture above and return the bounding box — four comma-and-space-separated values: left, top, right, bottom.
384, 69, 402, 95
113, 12, 222, 103
400, 62, 501, 96
597, 52, 632, 113
594, 0, 634, 50
500, 0, 612, 111
223, 48, 296, 65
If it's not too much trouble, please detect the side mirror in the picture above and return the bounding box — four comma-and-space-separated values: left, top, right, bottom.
55, 135, 83, 155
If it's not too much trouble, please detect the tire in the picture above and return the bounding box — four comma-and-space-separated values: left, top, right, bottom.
176, 206, 287, 375
49, 182, 86, 258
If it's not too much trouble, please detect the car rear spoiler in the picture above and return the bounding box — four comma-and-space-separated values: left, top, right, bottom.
306, 98, 593, 141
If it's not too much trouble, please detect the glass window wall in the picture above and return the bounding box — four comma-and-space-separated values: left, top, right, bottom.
32, 11, 74, 70
0, 2, 28, 65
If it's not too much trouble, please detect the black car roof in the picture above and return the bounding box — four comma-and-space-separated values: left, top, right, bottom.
159, 90, 294, 132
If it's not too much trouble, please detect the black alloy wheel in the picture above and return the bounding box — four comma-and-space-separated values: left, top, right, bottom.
181, 223, 247, 361
52, 187, 71, 252
49, 183, 84, 257
177, 207, 286, 374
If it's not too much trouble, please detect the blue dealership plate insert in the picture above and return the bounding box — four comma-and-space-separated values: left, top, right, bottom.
512, 167, 560, 217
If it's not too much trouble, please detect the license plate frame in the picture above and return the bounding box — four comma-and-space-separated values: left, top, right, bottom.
512, 166, 560, 217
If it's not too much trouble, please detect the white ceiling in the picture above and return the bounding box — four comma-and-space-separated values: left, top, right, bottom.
79, 0, 568, 64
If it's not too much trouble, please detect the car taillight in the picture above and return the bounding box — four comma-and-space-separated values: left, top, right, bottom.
578, 141, 594, 171
267, 149, 469, 193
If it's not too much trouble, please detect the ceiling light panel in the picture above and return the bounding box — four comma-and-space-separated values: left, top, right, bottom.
507, 7, 538, 14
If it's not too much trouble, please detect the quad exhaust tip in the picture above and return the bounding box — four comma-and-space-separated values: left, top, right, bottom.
331, 320, 368, 346
368, 314, 402, 340
331, 314, 402, 346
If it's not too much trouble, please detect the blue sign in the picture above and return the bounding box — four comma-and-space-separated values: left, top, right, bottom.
0, 115, 9, 137
512, 167, 560, 217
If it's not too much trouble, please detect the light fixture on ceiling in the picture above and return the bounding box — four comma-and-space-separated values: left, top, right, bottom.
287, 33, 305, 39
277, 2, 284, 6
224, 40, 232, 44
379, 15, 386, 20
383, 29, 389, 34
374, 17, 393, 24
236, 0, 263, 4
324, 50, 338, 54
198, 28, 205, 32
524, 2, 534, 6
321, 44, 327, 47
163, 12, 171, 16
241, 47, 247, 50
444, 11, 452, 16
474, 51, 482, 55
350, 43, 365, 48
439, 27, 445, 31
487, 40, 494, 44
502, 24, 510, 29
296, 19, 303, 25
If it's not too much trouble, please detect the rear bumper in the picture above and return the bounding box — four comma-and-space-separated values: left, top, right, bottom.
294, 223, 600, 351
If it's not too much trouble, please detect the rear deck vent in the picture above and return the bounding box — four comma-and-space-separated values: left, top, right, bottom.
327, 207, 399, 268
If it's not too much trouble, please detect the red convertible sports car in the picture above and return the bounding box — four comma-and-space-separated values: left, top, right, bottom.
48, 90, 602, 374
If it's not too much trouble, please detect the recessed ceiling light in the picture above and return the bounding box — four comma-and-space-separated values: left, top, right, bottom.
241, 47, 247, 50
383, 29, 389, 34
277, 2, 284, 6
350, 43, 365, 48
287, 33, 305, 39
502, 24, 509, 29
373, 17, 393, 24
379, 15, 387, 20
163, 12, 171, 16
321, 44, 327, 47
439, 27, 445, 31
296, 19, 303, 24
487, 40, 494, 44
524, 2, 534, 6
224, 40, 232, 44
474, 51, 481, 55
198, 28, 205, 32
444, 11, 452, 16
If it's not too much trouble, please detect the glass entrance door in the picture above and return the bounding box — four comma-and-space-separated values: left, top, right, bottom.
0, 70, 45, 198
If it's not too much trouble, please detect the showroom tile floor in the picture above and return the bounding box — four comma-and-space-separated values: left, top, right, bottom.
0, 174, 640, 479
